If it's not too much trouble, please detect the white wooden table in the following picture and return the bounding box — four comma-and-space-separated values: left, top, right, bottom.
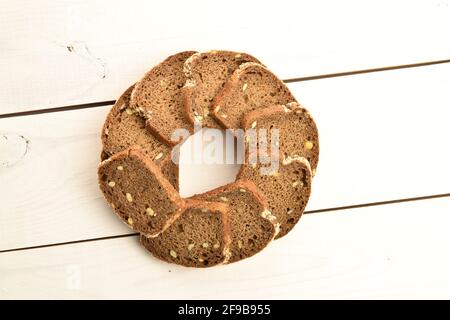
1, 0, 450, 299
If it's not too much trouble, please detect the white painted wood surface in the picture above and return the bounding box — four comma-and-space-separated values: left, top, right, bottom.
1, 0, 449, 114
1, 0, 450, 299
1, 64, 449, 251
2, 197, 450, 299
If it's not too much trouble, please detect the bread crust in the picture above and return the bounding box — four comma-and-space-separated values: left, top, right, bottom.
130, 51, 197, 146
140, 199, 232, 267
237, 151, 312, 239
241, 102, 320, 174
182, 50, 261, 129
98, 146, 184, 237
190, 179, 279, 262
101, 85, 179, 189
100, 84, 135, 156
211, 62, 296, 129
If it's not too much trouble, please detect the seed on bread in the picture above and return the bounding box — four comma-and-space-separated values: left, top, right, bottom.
170, 250, 178, 258
274, 223, 281, 236
117, 166, 124, 171
127, 217, 134, 225
154, 152, 163, 161
126, 193, 133, 202
146, 207, 155, 216
108, 181, 116, 187
304, 141, 314, 150
260, 209, 277, 223
188, 243, 195, 251
202, 242, 209, 248
194, 113, 204, 122
242, 83, 248, 92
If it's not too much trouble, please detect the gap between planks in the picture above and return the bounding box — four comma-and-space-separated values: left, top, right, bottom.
1, 192, 449, 255
1, 58, 449, 120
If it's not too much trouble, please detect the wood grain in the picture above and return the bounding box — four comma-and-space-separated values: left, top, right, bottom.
2, 197, 450, 299
1, 0, 449, 114
1, 64, 449, 251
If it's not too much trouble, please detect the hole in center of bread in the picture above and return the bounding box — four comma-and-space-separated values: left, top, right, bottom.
178, 128, 242, 197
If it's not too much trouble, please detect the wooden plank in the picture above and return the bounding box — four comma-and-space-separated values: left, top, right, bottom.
1, 64, 450, 251
0, 107, 134, 250
294, 64, 450, 210
1, 0, 449, 114
2, 197, 450, 299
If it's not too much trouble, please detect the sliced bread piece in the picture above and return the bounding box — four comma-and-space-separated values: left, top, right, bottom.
237, 154, 312, 239
212, 62, 296, 129
101, 85, 179, 189
141, 199, 231, 268
242, 102, 319, 174
183, 50, 261, 128
190, 180, 279, 263
98, 146, 184, 237
130, 51, 197, 146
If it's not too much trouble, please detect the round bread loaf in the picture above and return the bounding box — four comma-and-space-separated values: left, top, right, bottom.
98, 50, 319, 267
